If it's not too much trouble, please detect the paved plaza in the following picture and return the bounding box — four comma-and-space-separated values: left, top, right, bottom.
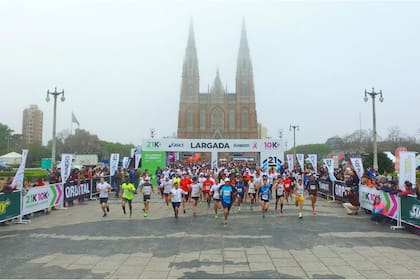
1, 194, 420, 279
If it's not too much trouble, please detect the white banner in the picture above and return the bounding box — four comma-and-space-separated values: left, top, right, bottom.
350, 157, 364, 180
308, 154, 317, 171
60, 154, 73, 183
22, 183, 63, 215
122, 157, 130, 169
399, 151, 416, 191
11, 149, 28, 190
110, 153, 120, 176
134, 153, 141, 169
296, 154, 304, 171
287, 154, 294, 172
323, 158, 336, 181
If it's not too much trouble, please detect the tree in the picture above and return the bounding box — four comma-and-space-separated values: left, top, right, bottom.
286, 144, 332, 158
100, 141, 135, 160
363, 152, 394, 174
61, 129, 103, 155
26, 141, 50, 167
0, 123, 14, 155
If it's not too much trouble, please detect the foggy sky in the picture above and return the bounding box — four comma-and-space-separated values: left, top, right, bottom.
1, 0, 420, 149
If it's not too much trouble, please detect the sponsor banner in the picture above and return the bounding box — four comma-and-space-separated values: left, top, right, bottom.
142, 138, 283, 152
11, 149, 28, 190
63, 180, 92, 202
308, 154, 317, 171
261, 152, 283, 172
399, 151, 416, 190
296, 154, 304, 171
287, 154, 294, 172
61, 154, 73, 183
334, 181, 352, 201
323, 158, 336, 181
318, 179, 332, 197
359, 185, 398, 220
122, 157, 131, 169
141, 151, 166, 186
401, 195, 420, 228
0, 191, 21, 222
22, 184, 63, 215
134, 153, 141, 169
350, 157, 364, 180
110, 153, 119, 176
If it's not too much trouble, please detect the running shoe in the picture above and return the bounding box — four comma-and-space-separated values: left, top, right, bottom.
103, 213, 107, 217
144, 212, 148, 218
262, 213, 265, 219
298, 212, 303, 219
106, 207, 110, 212
280, 210, 284, 216
214, 214, 218, 219
183, 209, 186, 214
312, 210, 316, 215
223, 221, 227, 227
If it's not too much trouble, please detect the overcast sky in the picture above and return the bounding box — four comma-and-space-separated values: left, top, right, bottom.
1, 0, 420, 148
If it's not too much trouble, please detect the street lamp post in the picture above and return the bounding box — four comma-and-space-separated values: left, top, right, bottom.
289, 125, 299, 159
46, 87, 65, 168
364, 88, 384, 171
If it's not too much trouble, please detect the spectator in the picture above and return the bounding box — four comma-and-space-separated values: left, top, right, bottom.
343, 189, 360, 215
34, 177, 45, 187
371, 196, 387, 223
398, 181, 414, 196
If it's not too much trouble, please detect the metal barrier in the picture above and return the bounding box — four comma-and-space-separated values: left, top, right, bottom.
318, 179, 335, 201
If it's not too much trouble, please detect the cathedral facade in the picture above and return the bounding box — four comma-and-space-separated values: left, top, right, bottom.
177, 21, 258, 139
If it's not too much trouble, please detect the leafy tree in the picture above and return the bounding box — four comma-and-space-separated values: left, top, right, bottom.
26, 141, 50, 167
363, 152, 394, 174
0, 123, 14, 155
60, 129, 103, 155
286, 144, 332, 158
100, 141, 135, 160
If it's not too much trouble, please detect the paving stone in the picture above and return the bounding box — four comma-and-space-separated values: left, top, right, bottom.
359, 270, 392, 279
300, 262, 329, 272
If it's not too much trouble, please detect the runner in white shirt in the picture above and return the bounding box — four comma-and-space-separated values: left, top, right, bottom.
190, 177, 201, 217
161, 176, 173, 209
274, 176, 285, 216
247, 176, 257, 211
210, 180, 222, 219
169, 182, 183, 220
96, 177, 112, 217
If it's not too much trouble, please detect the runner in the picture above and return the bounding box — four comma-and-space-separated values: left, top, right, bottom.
306, 175, 318, 215
180, 172, 192, 214
202, 174, 214, 209
219, 178, 235, 227
235, 174, 247, 213
162, 176, 173, 209
120, 176, 135, 217
259, 176, 272, 219
169, 182, 183, 220
210, 178, 222, 219
96, 176, 111, 217
140, 177, 154, 218
190, 176, 201, 217
283, 175, 293, 205
294, 178, 305, 219
274, 176, 285, 216
247, 176, 257, 211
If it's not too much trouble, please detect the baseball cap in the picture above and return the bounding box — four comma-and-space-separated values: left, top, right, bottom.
224, 178, 230, 182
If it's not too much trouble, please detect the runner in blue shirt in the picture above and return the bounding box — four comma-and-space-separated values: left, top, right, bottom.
235, 174, 247, 213
259, 176, 272, 219
219, 178, 235, 227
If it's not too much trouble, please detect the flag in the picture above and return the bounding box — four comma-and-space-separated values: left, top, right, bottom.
286, 154, 294, 172
11, 149, 28, 190
72, 112, 80, 127
110, 153, 120, 176
296, 154, 304, 171
308, 154, 318, 172
350, 157, 364, 180
323, 158, 336, 182
61, 154, 73, 183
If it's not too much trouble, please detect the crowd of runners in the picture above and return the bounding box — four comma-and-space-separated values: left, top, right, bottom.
95, 161, 320, 227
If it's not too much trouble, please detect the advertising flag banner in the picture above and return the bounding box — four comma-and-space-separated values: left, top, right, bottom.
287, 154, 294, 172
323, 158, 336, 181
308, 154, 317, 171
60, 154, 73, 183
395, 147, 407, 172
122, 157, 131, 169
350, 157, 364, 180
110, 153, 119, 176
399, 151, 416, 190
296, 154, 304, 171
134, 153, 141, 169
11, 149, 28, 190
22, 184, 63, 215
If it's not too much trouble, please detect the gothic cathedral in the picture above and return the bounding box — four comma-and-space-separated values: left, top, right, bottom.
177, 21, 258, 139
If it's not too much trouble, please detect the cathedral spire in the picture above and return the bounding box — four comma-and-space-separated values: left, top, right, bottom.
236, 19, 253, 76
182, 19, 199, 78
211, 68, 224, 95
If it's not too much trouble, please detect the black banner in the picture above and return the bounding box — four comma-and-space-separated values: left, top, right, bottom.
334, 180, 352, 201
63, 179, 92, 202
318, 179, 333, 197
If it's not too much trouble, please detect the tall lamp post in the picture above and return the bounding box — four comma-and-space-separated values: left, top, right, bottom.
289, 125, 299, 159
364, 88, 384, 171
46, 87, 65, 168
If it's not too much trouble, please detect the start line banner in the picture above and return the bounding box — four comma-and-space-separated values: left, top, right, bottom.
22, 184, 63, 215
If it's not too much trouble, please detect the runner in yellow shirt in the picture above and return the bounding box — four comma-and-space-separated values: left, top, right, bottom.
120, 176, 135, 217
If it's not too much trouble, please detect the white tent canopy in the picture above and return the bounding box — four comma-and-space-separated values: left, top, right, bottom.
0, 152, 22, 165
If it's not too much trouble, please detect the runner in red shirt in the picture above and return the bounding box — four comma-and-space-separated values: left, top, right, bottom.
283, 176, 293, 205
180, 173, 192, 214
202, 175, 215, 209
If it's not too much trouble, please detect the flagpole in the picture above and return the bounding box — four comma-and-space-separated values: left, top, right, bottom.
70, 112, 73, 135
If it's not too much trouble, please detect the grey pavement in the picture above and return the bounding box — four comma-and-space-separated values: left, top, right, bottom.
1, 193, 420, 279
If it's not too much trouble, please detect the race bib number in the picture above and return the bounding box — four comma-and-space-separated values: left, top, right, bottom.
310, 185, 316, 190
237, 188, 242, 193
262, 194, 268, 200
223, 190, 231, 196
277, 189, 283, 195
